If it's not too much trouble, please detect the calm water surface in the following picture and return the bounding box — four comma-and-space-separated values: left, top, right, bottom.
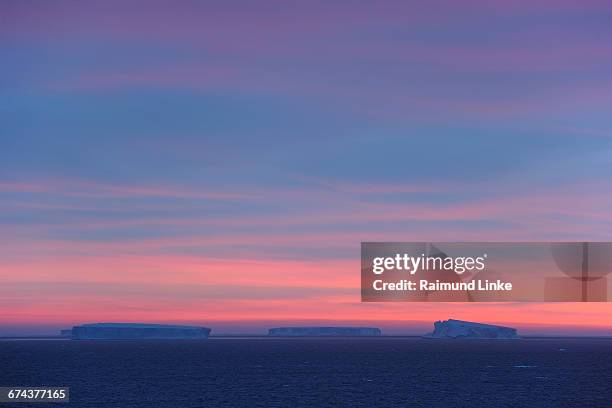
0, 337, 610, 407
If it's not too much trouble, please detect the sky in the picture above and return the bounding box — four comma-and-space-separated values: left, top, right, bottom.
1, 1, 612, 336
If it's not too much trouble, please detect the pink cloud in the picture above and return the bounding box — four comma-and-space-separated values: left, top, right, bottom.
0, 178, 255, 200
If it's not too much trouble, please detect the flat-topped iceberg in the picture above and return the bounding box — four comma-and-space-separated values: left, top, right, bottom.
423, 319, 520, 339
269, 327, 381, 336
68, 323, 211, 339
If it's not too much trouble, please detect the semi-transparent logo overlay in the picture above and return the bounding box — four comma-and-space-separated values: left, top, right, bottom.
361, 242, 612, 302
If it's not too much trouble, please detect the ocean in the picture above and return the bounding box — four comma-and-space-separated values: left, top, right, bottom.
0, 337, 610, 407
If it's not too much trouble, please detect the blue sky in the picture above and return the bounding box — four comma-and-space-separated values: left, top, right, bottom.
1, 0, 612, 334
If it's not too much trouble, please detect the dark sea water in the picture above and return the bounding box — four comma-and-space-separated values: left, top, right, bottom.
0, 337, 610, 407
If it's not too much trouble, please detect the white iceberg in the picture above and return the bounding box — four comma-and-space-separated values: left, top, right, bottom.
68, 323, 211, 339
268, 327, 381, 336
423, 319, 520, 339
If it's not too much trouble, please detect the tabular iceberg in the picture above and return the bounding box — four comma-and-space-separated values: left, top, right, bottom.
67, 323, 211, 339
269, 327, 382, 336
423, 319, 520, 339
